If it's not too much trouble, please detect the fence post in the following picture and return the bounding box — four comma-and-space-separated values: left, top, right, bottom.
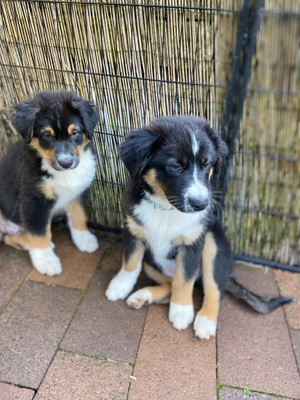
214, 0, 265, 213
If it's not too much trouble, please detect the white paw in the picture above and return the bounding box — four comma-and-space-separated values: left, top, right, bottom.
106, 267, 141, 301
169, 303, 194, 330
127, 288, 153, 309
194, 315, 216, 340
70, 229, 99, 253
29, 247, 62, 276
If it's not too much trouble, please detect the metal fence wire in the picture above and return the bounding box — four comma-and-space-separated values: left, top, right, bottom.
0, 0, 299, 270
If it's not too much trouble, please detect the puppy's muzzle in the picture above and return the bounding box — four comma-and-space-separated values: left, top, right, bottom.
187, 196, 209, 212
53, 153, 79, 171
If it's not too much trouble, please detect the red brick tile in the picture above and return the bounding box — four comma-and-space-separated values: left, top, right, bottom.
61, 270, 148, 363
0, 282, 81, 389
129, 300, 217, 400
28, 227, 108, 290
217, 264, 300, 399
0, 382, 35, 400
101, 241, 123, 272
291, 330, 300, 374
275, 269, 300, 329
219, 387, 293, 399
35, 351, 132, 400
0, 244, 32, 310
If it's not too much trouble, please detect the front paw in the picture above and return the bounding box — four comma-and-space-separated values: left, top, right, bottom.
193, 315, 216, 340
70, 229, 99, 253
127, 288, 153, 309
106, 269, 138, 301
29, 248, 62, 276
169, 303, 194, 330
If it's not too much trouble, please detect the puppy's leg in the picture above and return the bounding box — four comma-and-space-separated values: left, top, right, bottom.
194, 232, 220, 340
106, 228, 145, 301
67, 198, 99, 252
169, 250, 200, 331
4, 224, 62, 276
127, 262, 172, 308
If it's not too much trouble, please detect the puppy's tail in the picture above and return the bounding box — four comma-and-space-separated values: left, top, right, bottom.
225, 276, 293, 313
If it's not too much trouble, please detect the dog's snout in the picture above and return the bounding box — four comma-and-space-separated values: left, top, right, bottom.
57, 155, 74, 169
188, 196, 209, 212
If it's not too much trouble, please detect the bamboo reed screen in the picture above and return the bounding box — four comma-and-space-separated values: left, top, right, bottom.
0, 1, 299, 266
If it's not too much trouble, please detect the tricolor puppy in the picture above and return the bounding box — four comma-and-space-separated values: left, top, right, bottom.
0, 90, 99, 276
106, 116, 292, 340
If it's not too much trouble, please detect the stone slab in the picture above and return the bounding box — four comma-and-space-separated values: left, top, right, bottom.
129, 299, 217, 400
61, 269, 148, 363
0, 382, 35, 400
217, 264, 300, 399
0, 281, 81, 389
35, 351, 132, 400
28, 227, 107, 290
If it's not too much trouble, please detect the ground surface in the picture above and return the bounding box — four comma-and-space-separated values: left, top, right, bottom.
0, 225, 299, 400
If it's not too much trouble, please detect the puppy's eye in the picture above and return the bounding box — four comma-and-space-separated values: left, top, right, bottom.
71, 130, 79, 138
168, 162, 183, 173
42, 132, 53, 141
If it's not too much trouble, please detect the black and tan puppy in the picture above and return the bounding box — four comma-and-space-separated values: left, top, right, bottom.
0, 90, 99, 275
106, 116, 292, 339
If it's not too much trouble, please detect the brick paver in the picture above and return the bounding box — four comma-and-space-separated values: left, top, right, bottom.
275, 269, 300, 329
28, 228, 107, 290
0, 230, 299, 399
0, 281, 81, 389
0, 382, 35, 400
0, 244, 31, 310
35, 351, 132, 400
218, 387, 294, 400
129, 300, 217, 400
61, 269, 148, 363
217, 264, 300, 399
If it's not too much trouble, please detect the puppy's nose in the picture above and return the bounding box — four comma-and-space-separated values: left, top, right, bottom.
188, 197, 209, 212
57, 155, 74, 169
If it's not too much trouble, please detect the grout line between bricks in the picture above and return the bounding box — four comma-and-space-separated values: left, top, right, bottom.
0, 267, 34, 315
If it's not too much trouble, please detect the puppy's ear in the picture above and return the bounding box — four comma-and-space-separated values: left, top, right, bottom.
11, 100, 39, 144
119, 129, 158, 178
72, 98, 99, 139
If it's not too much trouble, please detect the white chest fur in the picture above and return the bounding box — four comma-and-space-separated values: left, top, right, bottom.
41, 148, 96, 215
133, 197, 205, 276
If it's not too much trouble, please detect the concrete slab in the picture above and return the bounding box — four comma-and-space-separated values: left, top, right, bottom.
0, 244, 32, 311
35, 351, 132, 400
0, 282, 81, 389
61, 269, 148, 364
275, 269, 300, 329
0, 382, 35, 400
217, 264, 300, 399
218, 386, 293, 400
128, 300, 217, 400
28, 227, 107, 290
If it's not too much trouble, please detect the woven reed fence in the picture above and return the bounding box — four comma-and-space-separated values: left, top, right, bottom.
0, 0, 299, 266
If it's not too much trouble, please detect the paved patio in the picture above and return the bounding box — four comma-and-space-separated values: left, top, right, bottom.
0, 224, 299, 400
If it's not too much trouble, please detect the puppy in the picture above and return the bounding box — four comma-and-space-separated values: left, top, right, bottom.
0, 90, 99, 276
106, 116, 292, 340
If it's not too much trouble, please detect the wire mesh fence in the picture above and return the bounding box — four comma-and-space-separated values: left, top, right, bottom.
0, 0, 299, 268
